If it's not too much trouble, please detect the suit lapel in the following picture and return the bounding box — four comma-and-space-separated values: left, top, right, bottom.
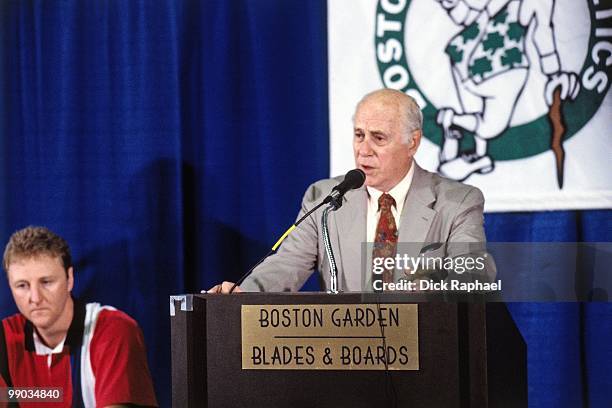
398, 164, 437, 264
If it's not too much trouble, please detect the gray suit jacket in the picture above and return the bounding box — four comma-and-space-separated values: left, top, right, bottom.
242, 163, 493, 292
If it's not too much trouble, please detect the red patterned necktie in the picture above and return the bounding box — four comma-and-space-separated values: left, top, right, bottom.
373, 193, 398, 285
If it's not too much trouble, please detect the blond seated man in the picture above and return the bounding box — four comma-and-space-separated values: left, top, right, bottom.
0, 226, 158, 408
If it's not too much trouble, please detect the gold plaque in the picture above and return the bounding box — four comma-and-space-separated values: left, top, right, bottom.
241, 304, 418, 370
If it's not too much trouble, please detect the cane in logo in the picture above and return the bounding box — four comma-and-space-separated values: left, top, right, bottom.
375, 0, 611, 188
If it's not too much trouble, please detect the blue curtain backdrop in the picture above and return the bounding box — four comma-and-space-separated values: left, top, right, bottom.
0, 1, 610, 407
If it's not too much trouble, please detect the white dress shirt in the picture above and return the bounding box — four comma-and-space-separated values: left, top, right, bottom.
366, 163, 415, 242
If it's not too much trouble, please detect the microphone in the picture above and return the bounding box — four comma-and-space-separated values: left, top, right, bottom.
229, 169, 365, 293
323, 169, 366, 206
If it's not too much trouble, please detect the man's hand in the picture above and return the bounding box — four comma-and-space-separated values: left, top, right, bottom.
204, 281, 243, 294
545, 72, 580, 106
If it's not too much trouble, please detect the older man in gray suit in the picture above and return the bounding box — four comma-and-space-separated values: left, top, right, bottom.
210, 88, 492, 293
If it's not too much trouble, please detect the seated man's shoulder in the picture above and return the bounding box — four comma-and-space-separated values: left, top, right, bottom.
90, 306, 145, 350
1, 314, 27, 349
94, 307, 141, 336
1, 313, 26, 334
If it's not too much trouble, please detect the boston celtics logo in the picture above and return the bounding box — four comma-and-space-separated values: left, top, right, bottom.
375, 0, 611, 187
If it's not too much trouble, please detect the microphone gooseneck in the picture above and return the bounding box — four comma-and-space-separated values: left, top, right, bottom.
230, 169, 366, 293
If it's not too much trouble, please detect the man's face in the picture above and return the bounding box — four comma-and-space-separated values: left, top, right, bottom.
353, 98, 419, 192
7, 255, 73, 331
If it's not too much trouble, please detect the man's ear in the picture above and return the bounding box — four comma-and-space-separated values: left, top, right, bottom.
67, 266, 74, 292
409, 129, 422, 153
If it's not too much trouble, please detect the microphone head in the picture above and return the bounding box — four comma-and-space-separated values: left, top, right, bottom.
324, 169, 366, 206
344, 168, 366, 190
333, 168, 366, 195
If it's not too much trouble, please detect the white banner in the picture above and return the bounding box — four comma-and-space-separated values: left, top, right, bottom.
328, 0, 612, 212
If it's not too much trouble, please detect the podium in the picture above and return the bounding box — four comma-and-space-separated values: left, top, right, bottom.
170, 293, 526, 407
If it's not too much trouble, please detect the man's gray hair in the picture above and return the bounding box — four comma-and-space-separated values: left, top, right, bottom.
355, 88, 423, 143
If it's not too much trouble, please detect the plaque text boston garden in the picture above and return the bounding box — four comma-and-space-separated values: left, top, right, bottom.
258, 305, 400, 328
241, 304, 419, 370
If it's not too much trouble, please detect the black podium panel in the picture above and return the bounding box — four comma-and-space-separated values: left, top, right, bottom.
170, 293, 526, 408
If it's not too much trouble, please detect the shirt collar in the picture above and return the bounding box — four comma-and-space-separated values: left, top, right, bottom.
24, 298, 86, 355
33, 330, 65, 355
366, 162, 415, 212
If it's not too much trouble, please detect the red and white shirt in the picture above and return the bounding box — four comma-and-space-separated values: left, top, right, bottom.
1, 302, 157, 407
